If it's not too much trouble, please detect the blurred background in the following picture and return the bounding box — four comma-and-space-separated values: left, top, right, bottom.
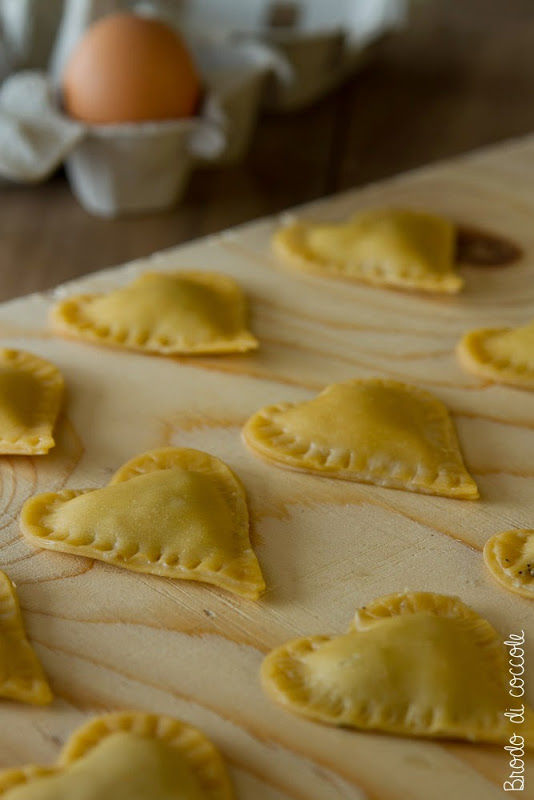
0, 0, 533, 301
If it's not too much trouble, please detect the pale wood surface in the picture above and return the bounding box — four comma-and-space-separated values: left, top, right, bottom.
1, 138, 534, 799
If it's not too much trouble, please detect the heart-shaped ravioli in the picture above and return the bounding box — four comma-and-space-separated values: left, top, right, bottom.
274, 208, 462, 293
50, 271, 258, 356
457, 320, 534, 389
0, 711, 234, 799
243, 378, 478, 499
20, 447, 265, 599
484, 529, 534, 598
261, 591, 534, 745
0, 349, 64, 455
0, 570, 52, 705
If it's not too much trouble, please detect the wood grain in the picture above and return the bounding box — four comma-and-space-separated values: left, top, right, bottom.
1, 138, 534, 799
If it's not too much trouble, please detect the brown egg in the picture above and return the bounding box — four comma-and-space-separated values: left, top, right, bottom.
62, 13, 201, 124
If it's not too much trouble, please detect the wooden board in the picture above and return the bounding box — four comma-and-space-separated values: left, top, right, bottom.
1, 137, 534, 800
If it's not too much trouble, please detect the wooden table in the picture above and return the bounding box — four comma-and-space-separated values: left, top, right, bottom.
1, 134, 534, 800
2, 0, 534, 301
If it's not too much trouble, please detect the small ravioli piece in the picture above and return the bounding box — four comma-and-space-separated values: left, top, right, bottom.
243, 378, 478, 499
0, 570, 52, 705
0, 711, 234, 799
20, 447, 265, 599
274, 208, 462, 293
484, 529, 534, 599
457, 320, 534, 390
50, 271, 258, 356
0, 349, 64, 454
261, 591, 534, 745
